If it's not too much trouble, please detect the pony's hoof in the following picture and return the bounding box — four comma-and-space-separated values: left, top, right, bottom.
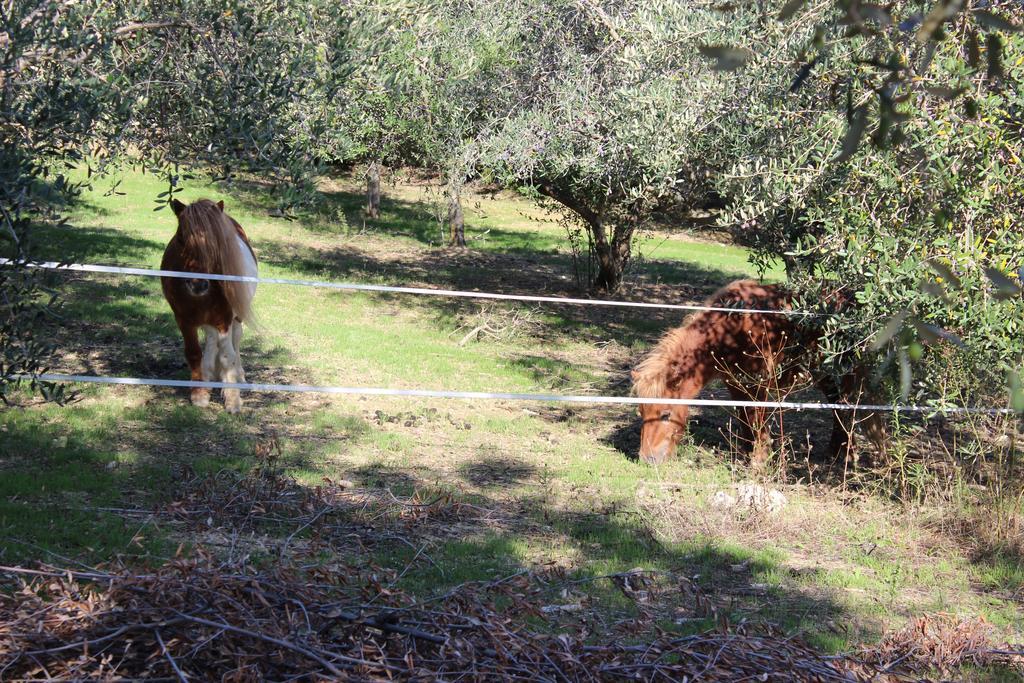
190, 390, 211, 407
224, 392, 242, 414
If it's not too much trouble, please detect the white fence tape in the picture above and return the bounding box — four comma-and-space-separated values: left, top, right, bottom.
6, 259, 1015, 415
25, 373, 1016, 415
3, 259, 813, 316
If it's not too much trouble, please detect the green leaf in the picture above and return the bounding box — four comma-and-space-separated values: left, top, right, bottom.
987, 33, 1005, 80
870, 310, 909, 350
919, 279, 948, 301
924, 85, 965, 100
966, 30, 981, 68
913, 319, 965, 347
898, 346, 911, 401
1010, 371, 1024, 413
860, 4, 892, 27
697, 45, 754, 70
912, 319, 941, 345
842, 4, 892, 29
973, 10, 1021, 33
777, 0, 806, 21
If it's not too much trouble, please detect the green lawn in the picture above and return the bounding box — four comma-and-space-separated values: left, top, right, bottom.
2, 166, 1020, 670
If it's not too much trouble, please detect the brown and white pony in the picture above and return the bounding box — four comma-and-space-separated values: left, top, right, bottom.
161, 198, 257, 413
631, 280, 884, 466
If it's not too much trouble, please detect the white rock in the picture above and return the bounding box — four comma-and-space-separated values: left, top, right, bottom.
710, 490, 737, 510
709, 484, 787, 514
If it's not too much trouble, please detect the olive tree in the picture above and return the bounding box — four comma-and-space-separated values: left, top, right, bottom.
1, 0, 351, 398
348, 0, 525, 246
1, 0, 120, 401
475, 0, 753, 291
713, 1, 1024, 406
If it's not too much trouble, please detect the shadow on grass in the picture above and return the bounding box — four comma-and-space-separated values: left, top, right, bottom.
458, 456, 537, 489
969, 543, 1024, 587
34, 225, 165, 264
927, 501, 1024, 605
46, 275, 298, 390
35, 214, 740, 357
0, 380, 372, 565
367, 474, 863, 653
232, 183, 751, 348
349, 463, 419, 493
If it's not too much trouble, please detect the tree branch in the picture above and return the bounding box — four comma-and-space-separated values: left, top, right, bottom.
112, 21, 193, 37
535, 182, 602, 233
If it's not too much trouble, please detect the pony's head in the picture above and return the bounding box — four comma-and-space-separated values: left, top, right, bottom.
172, 198, 226, 297
184, 277, 210, 297
630, 321, 709, 465
636, 396, 690, 465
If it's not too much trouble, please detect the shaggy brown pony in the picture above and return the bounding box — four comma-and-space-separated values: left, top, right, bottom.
631, 280, 884, 466
161, 198, 258, 413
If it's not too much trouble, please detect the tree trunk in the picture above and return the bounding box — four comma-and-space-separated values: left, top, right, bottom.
532, 182, 636, 292
591, 223, 634, 293
447, 188, 465, 247
592, 241, 621, 292
365, 161, 381, 219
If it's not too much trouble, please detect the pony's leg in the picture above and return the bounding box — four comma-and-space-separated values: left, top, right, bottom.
201, 324, 219, 380
231, 319, 245, 382
178, 320, 209, 407
818, 374, 857, 466
748, 405, 771, 470
729, 382, 761, 462
230, 319, 247, 388
217, 323, 245, 413
726, 382, 770, 467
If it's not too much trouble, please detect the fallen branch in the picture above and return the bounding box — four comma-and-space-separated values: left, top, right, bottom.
154, 630, 189, 683
171, 613, 357, 677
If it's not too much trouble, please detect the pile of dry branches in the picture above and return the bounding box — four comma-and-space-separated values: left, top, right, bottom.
858, 613, 1019, 678
3, 554, 1019, 682
451, 304, 541, 346
0, 559, 837, 681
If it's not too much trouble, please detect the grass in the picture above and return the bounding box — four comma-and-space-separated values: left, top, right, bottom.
2, 164, 1022, 667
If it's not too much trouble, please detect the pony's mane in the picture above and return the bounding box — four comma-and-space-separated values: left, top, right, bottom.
631, 280, 771, 399
632, 323, 701, 398
178, 199, 255, 323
